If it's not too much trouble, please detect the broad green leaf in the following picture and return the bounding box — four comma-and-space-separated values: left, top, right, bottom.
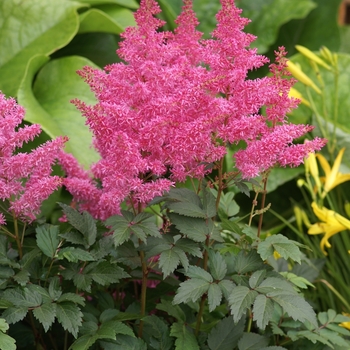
279, 272, 314, 289
131, 212, 161, 240
185, 266, 213, 282
32, 303, 57, 332
93, 5, 136, 32
156, 299, 186, 323
13, 270, 30, 287
142, 315, 173, 350
2, 307, 27, 324
252, 295, 274, 330
257, 234, 302, 264
159, 248, 181, 278
208, 250, 227, 281
173, 278, 211, 305
237, 332, 269, 350
69, 334, 99, 350
255, 277, 296, 295
59, 231, 85, 246
215, 191, 240, 219
277, 0, 342, 55
234, 250, 265, 274
287, 329, 331, 346
49, 277, 63, 301
0, 0, 84, 96
57, 293, 85, 306
57, 247, 95, 262
0, 268, 14, 279
228, 286, 258, 323
100, 335, 147, 350
75, 0, 138, 8
0, 319, 8, 333
36, 224, 60, 258
174, 239, 202, 258
249, 270, 267, 289
319, 328, 350, 347
19, 55, 100, 168
0, 332, 16, 350
56, 302, 83, 338
207, 283, 222, 312
170, 322, 199, 350
240, 0, 316, 53
202, 187, 217, 218
84, 261, 130, 285
169, 213, 212, 242
2, 288, 41, 308
271, 294, 317, 327
207, 316, 245, 350
106, 215, 132, 246
99, 320, 134, 338
218, 280, 235, 300
60, 204, 97, 247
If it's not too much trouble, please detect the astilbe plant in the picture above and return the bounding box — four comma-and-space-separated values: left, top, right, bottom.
2, 1, 350, 350
0, 92, 67, 257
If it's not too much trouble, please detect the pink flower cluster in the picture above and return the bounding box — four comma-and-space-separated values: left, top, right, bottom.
0, 92, 67, 224
60, 0, 325, 219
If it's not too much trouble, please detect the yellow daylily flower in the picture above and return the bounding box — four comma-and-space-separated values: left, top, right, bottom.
308, 202, 350, 255
305, 152, 322, 190
316, 148, 350, 197
340, 313, 350, 330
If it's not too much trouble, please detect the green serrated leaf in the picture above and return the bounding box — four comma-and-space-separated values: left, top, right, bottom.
237, 332, 269, 350
101, 335, 147, 350
229, 286, 258, 323
57, 293, 85, 306
36, 224, 60, 258
142, 315, 173, 350
271, 294, 317, 328
174, 239, 202, 258
106, 215, 133, 246
258, 234, 302, 264
84, 261, 130, 285
186, 266, 213, 282
48, 277, 62, 301
60, 203, 97, 247
32, 303, 57, 332
69, 333, 100, 350
207, 316, 245, 350
234, 250, 265, 274
156, 299, 186, 323
249, 270, 267, 289
0, 319, 9, 333
218, 280, 235, 300
56, 302, 83, 338
209, 250, 227, 281
252, 295, 274, 330
202, 187, 217, 218
173, 278, 211, 305
279, 272, 314, 289
170, 322, 199, 350
0, 331, 16, 350
159, 249, 181, 278
207, 283, 222, 312
255, 277, 296, 295
60, 231, 85, 246
2, 307, 28, 324
13, 270, 30, 286
57, 247, 95, 262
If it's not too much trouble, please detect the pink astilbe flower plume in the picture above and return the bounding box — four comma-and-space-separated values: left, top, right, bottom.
63, 0, 326, 219
0, 92, 67, 223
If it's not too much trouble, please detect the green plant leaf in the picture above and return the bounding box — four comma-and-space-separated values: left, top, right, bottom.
237, 332, 269, 350
228, 286, 258, 323
0, 331, 16, 350
100, 335, 147, 350
0, 319, 8, 333
207, 316, 245, 350
218, 280, 235, 300
173, 278, 211, 305
271, 294, 317, 327
234, 250, 265, 274
57, 247, 95, 262
170, 322, 199, 350
18, 55, 100, 168
240, 0, 316, 53
32, 302, 57, 332
252, 295, 274, 330
257, 234, 302, 263
279, 272, 315, 290
56, 302, 83, 338
208, 250, 227, 281
76, 0, 138, 8
60, 203, 97, 247
2, 307, 28, 325
36, 224, 60, 258
159, 248, 182, 278
254, 277, 296, 295
84, 261, 130, 285
185, 266, 213, 282
142, 315, 173, 350
207, 283, 222, 312
249, 270, 267, 289
106, 214, 133, 246
169, 213, 215, 242
57, 293, 85, 306
0, 0, 84, 96
156, 299, 186, 323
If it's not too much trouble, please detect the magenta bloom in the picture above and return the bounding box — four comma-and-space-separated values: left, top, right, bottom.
0, 92, 67, 223
62, 0, 325, 219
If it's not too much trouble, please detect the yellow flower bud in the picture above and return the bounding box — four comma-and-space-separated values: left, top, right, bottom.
297, 179, 305, 188
286, 61, 321, 94
295, 45, 330, 70
288, 87, 310, 107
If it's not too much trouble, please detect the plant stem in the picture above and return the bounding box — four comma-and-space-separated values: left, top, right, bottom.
257, 177, 268, 238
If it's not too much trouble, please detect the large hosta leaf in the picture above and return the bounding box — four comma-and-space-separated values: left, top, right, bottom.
18, 55, 100, 168
0, 0, 84, 96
